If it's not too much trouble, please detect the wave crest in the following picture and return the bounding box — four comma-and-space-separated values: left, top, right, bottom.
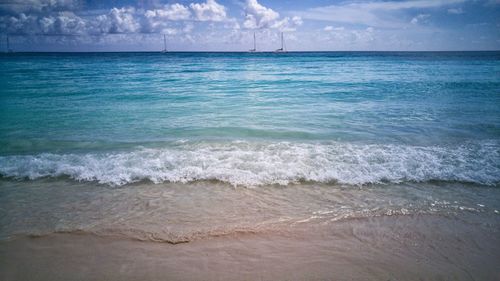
0, 141, 498, 186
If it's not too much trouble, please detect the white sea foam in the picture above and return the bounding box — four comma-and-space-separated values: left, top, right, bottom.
0, 141, 498, 186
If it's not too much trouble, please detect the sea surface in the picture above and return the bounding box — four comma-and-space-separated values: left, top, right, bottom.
0, 51, 499, 242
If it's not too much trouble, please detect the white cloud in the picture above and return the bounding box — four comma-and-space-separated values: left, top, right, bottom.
3, 13, 38, 34
97, 7, 140, 34
292, 16, 303, 26
2, 10, 88, 35
144, 4, 191, 21
243, 0, 302, 31
142, 4, 190, 33
411, 14, 430, 25
41, 11, 86, 35
243, 0, 279, 29
270, 17, 303, 31
190, 0, 227, 22
0, 0, 233, 36
324, 26, 345, 31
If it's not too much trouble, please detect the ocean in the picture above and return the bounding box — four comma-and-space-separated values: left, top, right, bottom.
0, 52, 499, 279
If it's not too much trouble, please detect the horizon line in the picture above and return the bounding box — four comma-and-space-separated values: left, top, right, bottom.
2, 50, 500, 54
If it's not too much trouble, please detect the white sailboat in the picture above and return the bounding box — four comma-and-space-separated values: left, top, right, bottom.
249, 32, 256, 52
275, 32, 286, 53
161, 34, 167, 53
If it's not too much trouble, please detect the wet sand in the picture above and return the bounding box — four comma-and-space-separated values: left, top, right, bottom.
1, 213, 499, 281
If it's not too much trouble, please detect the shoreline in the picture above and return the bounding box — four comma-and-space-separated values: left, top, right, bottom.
1, 213, 499, 281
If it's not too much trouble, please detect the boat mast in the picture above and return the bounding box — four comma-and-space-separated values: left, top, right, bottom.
6, 35, 11, 53
275, 32, 284, 52
281, 32, 283, 50
253, 32, 256, 51
249, 32, 256, 52
282, 32, 286, 52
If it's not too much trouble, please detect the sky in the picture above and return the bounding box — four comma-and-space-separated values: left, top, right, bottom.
0, 0, 499, 51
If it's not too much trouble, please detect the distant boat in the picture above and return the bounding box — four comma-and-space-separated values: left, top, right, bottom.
162, 34, 167, 53
6, 35, 13, 53
249, 32, 256, 52
275, 32, 286, 53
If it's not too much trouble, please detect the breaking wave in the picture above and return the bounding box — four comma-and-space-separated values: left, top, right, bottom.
0, 141, 498, 186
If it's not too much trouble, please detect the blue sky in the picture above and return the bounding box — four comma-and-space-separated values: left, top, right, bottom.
1, 0, 499, 51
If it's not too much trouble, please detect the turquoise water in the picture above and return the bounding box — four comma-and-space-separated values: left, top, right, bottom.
0, 52, 499, 186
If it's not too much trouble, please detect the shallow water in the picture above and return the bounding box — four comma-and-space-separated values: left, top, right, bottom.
1, 179, 498, 242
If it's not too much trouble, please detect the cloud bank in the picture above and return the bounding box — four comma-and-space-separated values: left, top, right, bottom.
1, 0, 233, 36
0, 0, 498, 51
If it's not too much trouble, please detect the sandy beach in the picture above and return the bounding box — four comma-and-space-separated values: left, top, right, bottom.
1, 212, 499, 281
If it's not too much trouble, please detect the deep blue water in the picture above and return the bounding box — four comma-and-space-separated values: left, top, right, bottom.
0, 52, 499, 186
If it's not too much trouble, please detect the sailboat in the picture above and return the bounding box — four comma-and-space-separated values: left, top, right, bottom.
249, 32, 256, 52
6, 35, 13, 53
161, 34, 167, 53
275, 32, 286, 53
